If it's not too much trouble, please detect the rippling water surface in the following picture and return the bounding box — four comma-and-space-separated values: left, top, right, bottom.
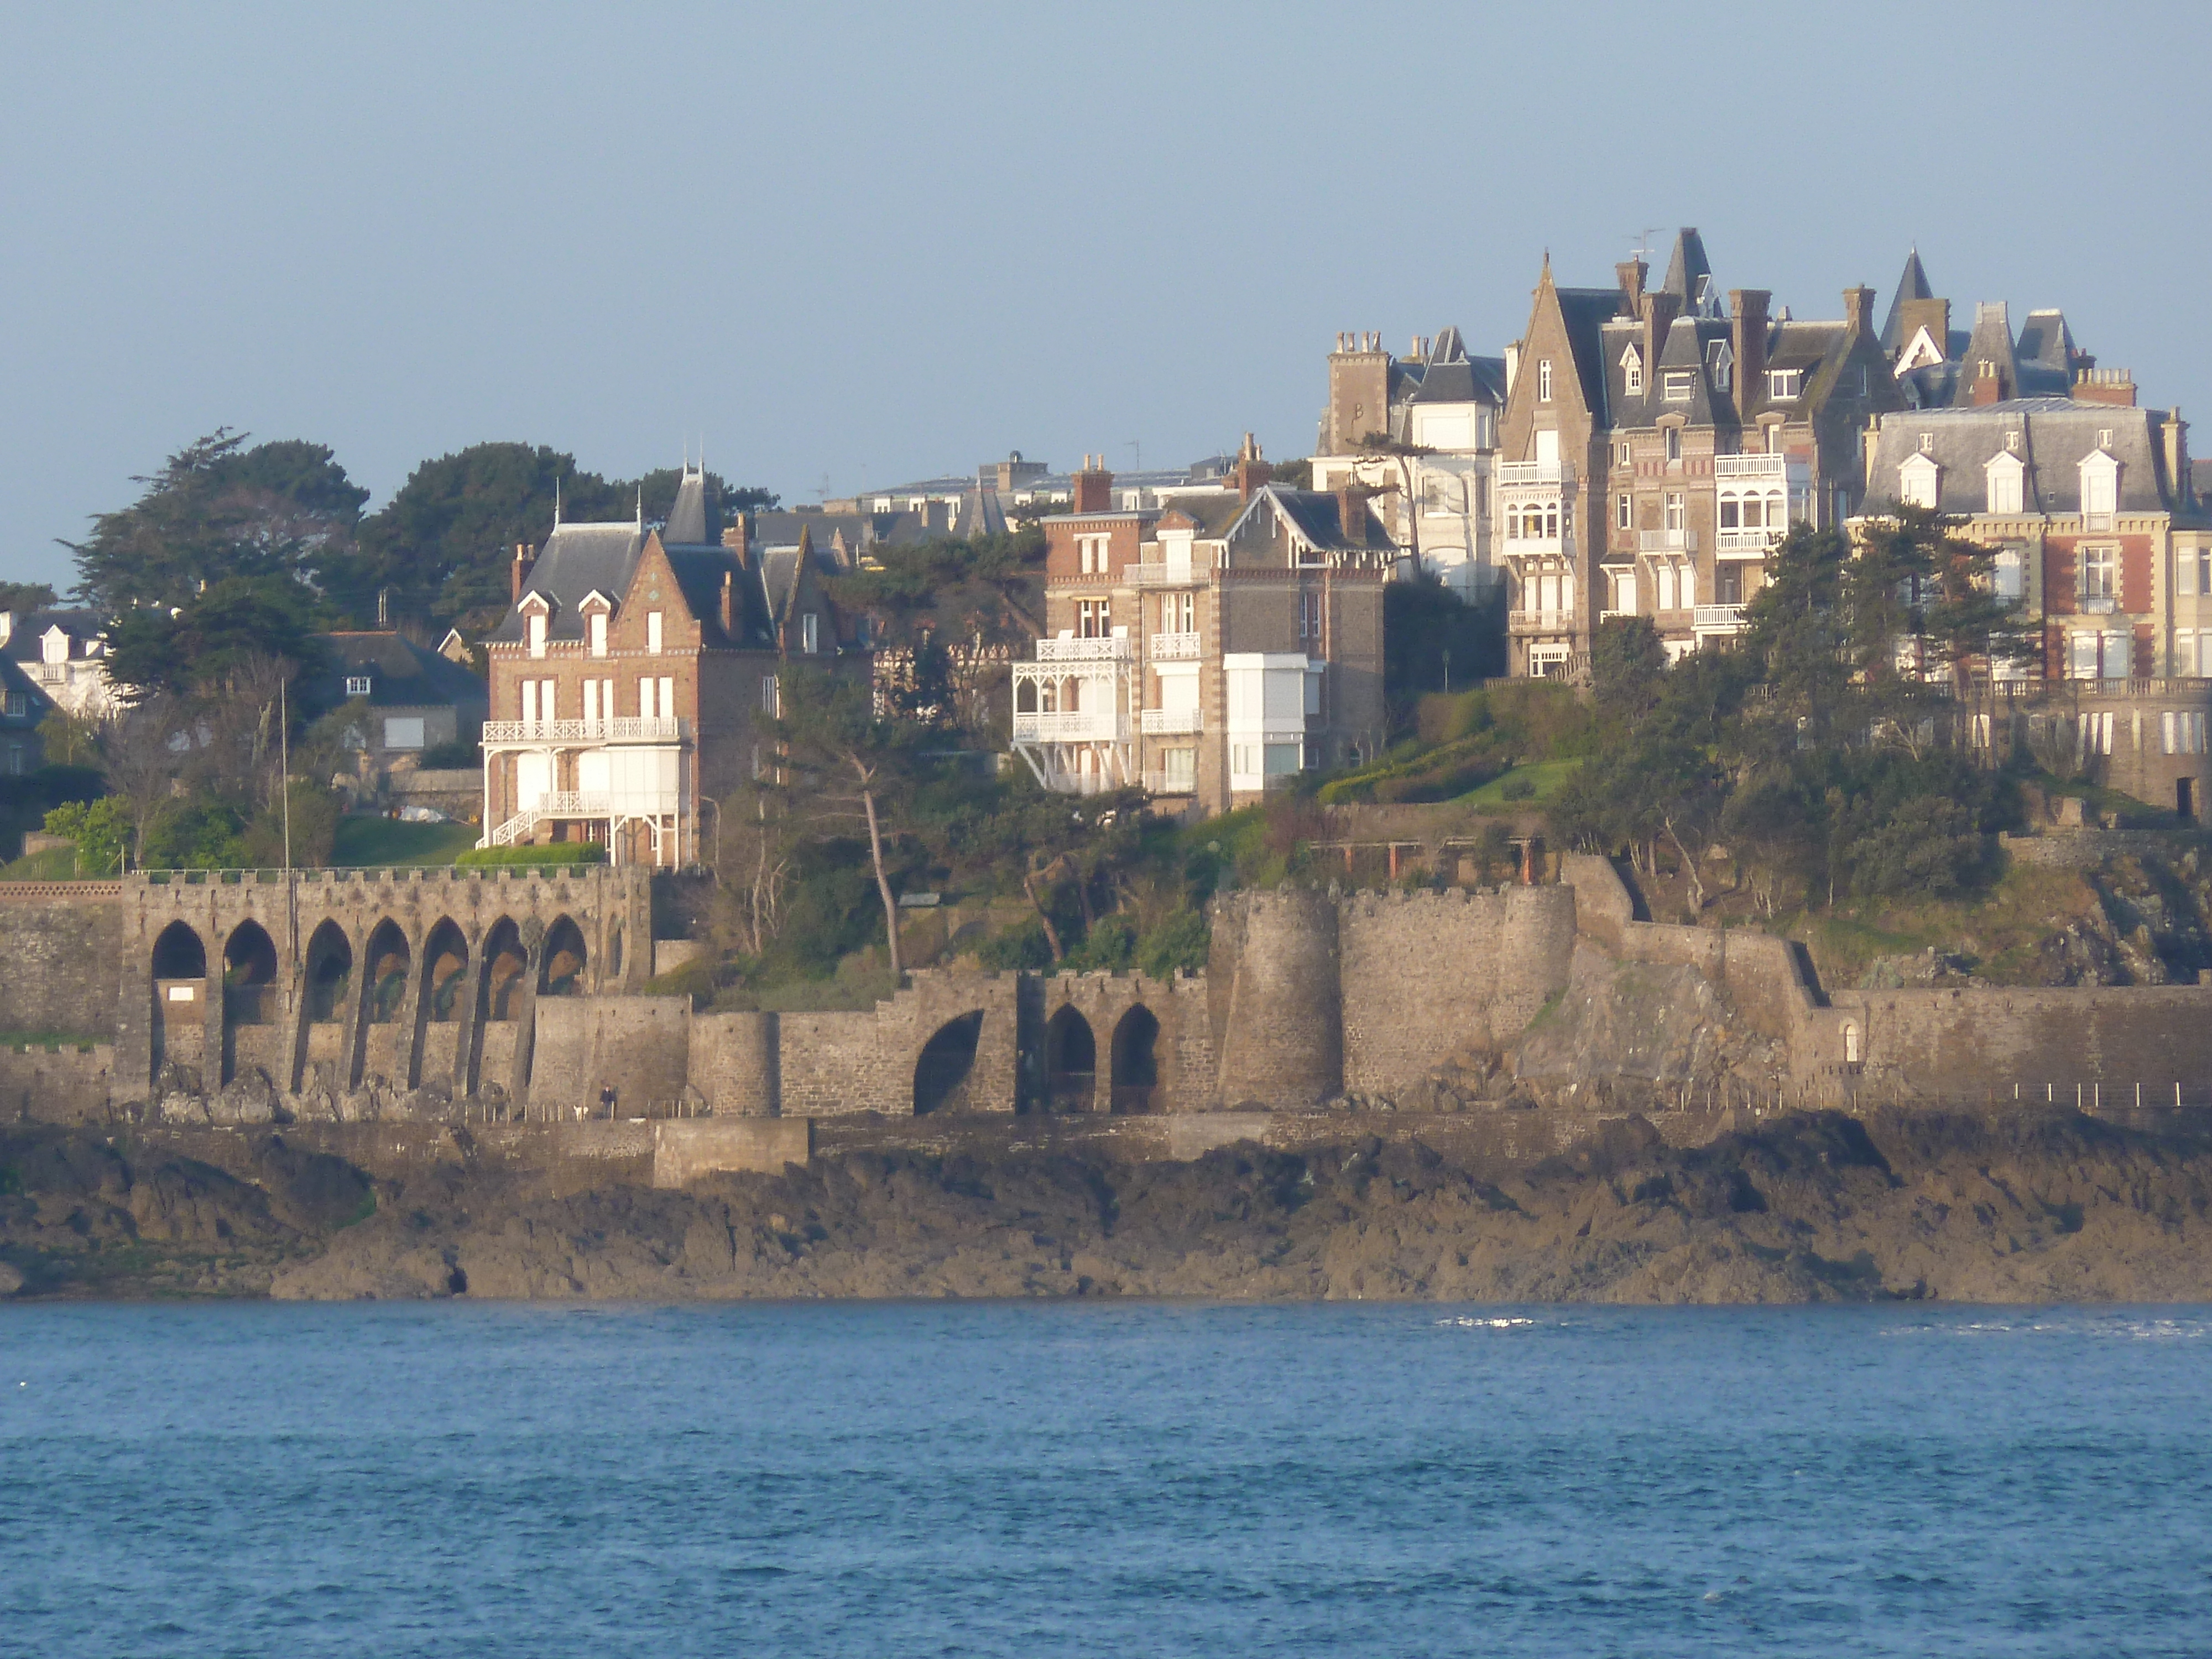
3, 1301, 2209, 1656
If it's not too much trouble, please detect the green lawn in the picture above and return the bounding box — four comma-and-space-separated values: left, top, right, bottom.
1455, 757, 1584, 811
330, 817, 482, 868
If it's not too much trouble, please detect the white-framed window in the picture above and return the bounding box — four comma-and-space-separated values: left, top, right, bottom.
1678, 565, 1697, 608
1665, 427, 1682, 463
802, 613, 819, 654
2164, 711, 2206, 755
2085, 711, 2116, 754
1538, 359, 1553, 401
1766, 368, 1802, 400
1618, 441, 1633, 466
1708, 340, 1733, 391
1078, 534, 1110, 574
1, 692, 27, 718
1620, 345, 1643, 395
1994, 547, 2025, 603
2183, 553, 2201, 597
2101, 632, 2130, 680
1898, 453, 1940, 509
1656, 566, 1676, 612
1077, 598, 1110, 638
1665, 492, 1686, 532
2081, 451, 2119, 523
1298, 592, 1321, 639
1663, 371, 1695, 402
1615, 493, 1632, 530
1986, 451, 2026, 515
1610, 570, 1637, 613
526, 609, 547, 657
760, 675, 779, 716
1231, 743, 1259, 777
2080, 545, 2117, 603
588, 612, 608, 656
345, 675, 372, 697
639, 676, 658, 718
647, 611, 664, 654
659, 675, 674, 717
2068, 632, 2099, 680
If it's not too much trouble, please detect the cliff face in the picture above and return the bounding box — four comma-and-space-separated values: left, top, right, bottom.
6, 1109, 2212, 1304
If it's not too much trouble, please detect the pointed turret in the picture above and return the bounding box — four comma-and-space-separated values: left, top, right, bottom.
1660, 228, 1714, 312
665, 463, 718, 545
1881, 247, 1935, 353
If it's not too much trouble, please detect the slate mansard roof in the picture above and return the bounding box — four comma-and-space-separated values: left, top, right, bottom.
1867, 400, 2186, 518
308, 633, 489, 715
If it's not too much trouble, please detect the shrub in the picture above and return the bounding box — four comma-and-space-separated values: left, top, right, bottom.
1138, 907, 1211, 977
975, 917, 1052, 971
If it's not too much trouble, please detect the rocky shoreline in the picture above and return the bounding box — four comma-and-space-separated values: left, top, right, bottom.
6, 1106, 2212, 1303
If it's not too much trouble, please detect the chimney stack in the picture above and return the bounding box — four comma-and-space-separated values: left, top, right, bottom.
1072, 453, 1114, 514
1971, 358, 2005, 406
1232, 432, 1271, 501
2073, 368, 2138, 408
510, 542, 535, 603
1336, 479, 1370, 546
1841, 285, 1875, 336
1616, 259, 1648, 309
2164, 408, 2189, 503
1641, 291, 1683, 392
1730, 289, 1771, 414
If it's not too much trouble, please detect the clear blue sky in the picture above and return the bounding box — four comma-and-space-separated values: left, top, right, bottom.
4, 0, 2204, 592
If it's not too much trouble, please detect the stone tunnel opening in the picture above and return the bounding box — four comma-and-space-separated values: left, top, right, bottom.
914, 1010, 985, 1115
1044, 1005, 1095, 1113
1110, 1005, 1160, 1114
152, 920, 206, 982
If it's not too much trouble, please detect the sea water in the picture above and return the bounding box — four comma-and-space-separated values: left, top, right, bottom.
2, 1302, 2208, 1657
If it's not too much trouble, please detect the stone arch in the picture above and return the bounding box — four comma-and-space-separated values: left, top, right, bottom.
540, 915, 587, 996
1843, 1021, 1861, 1066
1044, 1004, 1095, 1113
1109, 1004, 1160, 1114
914, 1010, 984, 1116
152, 920, 206, 980
365, 919, 411, 1025
221, 921, 278, 1024
304, 920, 353, 1024
422, 919, 469, 1022
479, 918, 528, 1022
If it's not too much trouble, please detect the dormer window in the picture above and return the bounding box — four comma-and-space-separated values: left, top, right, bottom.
1899, 452, 1941, 509
520, 592, 552, 658
40, 626, 70, 665
1766, 368, 1802, 400
1619, 345, 1644, 395
1662, 371, 1695, 402
578, 591, 613, 657
2080, 448, 2120, 525
1707, 340, 1733, 392
1985, 450, 2026, 515
345, 675, 372, 697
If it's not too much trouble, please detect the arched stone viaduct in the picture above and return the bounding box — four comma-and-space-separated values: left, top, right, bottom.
116, 865, 651, 1105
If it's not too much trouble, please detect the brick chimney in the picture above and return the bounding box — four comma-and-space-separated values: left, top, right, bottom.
510, 542, 535, 603
1232, 431, 1271, 501
2073, 368, 2138, 408
723, 511, 752, 565
1841, 285, 1875, 336
1730, 289, 1770, 413
1616, 259, 1648, 310
1072, 453, 1114, 514
2164, 408, 2189, 503
1335, 480, 1370, 546
1641, 291, 1683, 392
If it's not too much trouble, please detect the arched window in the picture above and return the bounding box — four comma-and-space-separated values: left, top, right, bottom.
1110, 1005, 1160, 1114
1043, 1005, 1095, 1113
365, 920, 411, 1024
304, 921, 353, 1024
479, 920, 528, 1022
540, 916, 587, 995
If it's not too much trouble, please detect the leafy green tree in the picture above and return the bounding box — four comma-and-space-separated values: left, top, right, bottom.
1589, 615, 1667, 734
770, 664, 920, 977
41, 797, 132, 875
0, 581, 58, 614
103, 575, 324, 702
66, 430, 366, 612
1383, 572, 1505, 697
36, 708, 100, 768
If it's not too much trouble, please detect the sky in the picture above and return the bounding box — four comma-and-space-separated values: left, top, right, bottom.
3, 0, 2205, 593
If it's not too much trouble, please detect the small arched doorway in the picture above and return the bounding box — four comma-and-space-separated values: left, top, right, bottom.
365, 920, 411, 1024
914, 1010, 984, 1115
1110, 1005, 1160, 1114
304, 921, 353, 1025
540, 916, 587, 995
1044, 1005, 1095, 1113
151, 921, 208, 1078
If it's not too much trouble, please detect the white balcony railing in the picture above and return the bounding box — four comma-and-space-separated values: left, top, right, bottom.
1639, 529, 1695, 553
1500, 535, 1564, 557
1496, 460, 1574, 487
1034, 635, 1133, 662
1150, 632, 1201, 661
1509, 610, 1574, 635
1129, 562, 1202, 587
1140, 707, 1203, 735
489, 791, 614, 846
1714, 453, 1793, 480
481, 717, 686, 745
1694, 604, 1745, 635
1715, 528, 1783, 556
1013, 710, 1130, 743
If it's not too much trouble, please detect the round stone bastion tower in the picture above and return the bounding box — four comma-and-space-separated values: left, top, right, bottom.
1208, 888, 1343, 1108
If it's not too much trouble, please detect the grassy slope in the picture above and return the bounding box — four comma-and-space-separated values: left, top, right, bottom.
1454, 758, 1584, 811
0, 844, 81, 881
330, 817, 481, 868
